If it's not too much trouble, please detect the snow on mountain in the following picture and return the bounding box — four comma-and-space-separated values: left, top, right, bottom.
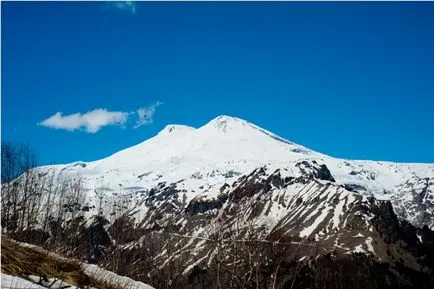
41, 115, 433, 229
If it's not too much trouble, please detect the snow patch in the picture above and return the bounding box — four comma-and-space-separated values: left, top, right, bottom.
299, 205, 331, 238
365, 237, 375, 254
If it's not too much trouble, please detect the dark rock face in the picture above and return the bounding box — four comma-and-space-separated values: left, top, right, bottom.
421, 224, 434, 245
371, 200, 401, 244
229, 168, 269, 202
369, 200, 434, 269
145, 182, 182, 212
268, 173, 283, 189
185, 194, 228, 215
419, 225, 434, 269
313, 164, 336, 182
344, 183, 367, 192
296, 161, 335, 182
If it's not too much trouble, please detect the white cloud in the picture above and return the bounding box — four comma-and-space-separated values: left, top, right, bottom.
38, 102, 163, 133
38, 109, 129, 133
134, 101, 163, 129
110, 1, 136, 14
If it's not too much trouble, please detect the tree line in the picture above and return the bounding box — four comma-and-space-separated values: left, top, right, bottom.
1, 141, 87, 244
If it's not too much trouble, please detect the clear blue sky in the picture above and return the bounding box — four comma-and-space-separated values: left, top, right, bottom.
2, 1, 434, 165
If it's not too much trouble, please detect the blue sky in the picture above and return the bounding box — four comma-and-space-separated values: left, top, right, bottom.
2, 1, 434, 165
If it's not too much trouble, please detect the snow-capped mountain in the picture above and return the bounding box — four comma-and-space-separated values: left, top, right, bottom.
6, 115, 434, 287
45, 115, 434, 229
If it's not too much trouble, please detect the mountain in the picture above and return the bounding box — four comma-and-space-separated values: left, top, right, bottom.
4, 115, 434, 288
42, 115, 434, 229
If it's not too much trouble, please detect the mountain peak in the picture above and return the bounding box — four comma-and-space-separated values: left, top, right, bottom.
206, 115, 249, 132
212, 114, 244, 121
158, 124, 196, 136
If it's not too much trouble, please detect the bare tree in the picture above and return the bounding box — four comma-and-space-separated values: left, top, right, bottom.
1, 142, 40, 235
41, 168, 58, 232
64, 174, 86, 221
1, 142, 22, 232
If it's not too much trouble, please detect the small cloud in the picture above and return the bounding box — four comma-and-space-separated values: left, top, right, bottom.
38, 109, 129, 133
108, 1, 136, 14
134, 101, 163, 129
38, 102, 163, 133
